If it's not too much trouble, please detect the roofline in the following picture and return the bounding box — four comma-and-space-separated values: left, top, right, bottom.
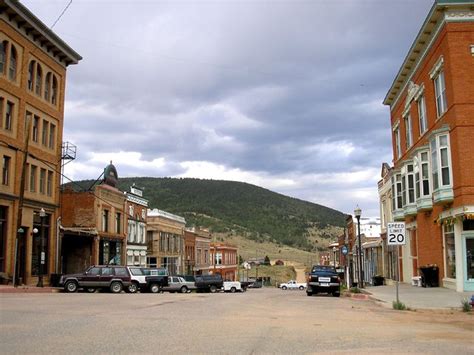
383, 0, 474, 108
2, 0, 82, 65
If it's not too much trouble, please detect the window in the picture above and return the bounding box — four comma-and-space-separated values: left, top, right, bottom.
35, 65, 42, 96
391, 173, 403, 211
394, 127, 401, 159
2, 156, 10, 185
47, 171, 53, 196
431, 134, 452, 190
420, 152, 430, 197
0, 41, 5, 74
215, 252, 222, 265
51, 76, 58, 105
9, 45, 16, 81
28, 61, 35, 91
443, 225, 455, 279
418, 95, 427, 135
115, 213, 121, 234
42, 120, 49, 146
48, 124, 56, 149
45, 73, 51, 101
32, 115, 39, 142
5, 101, 13, 131
434, 70, 447, 117
405, 164, 415, 205
88, 267, 101, 275
29, 165, 37, 192
39, 168, 46, 194
102, 210, 109, 232
404, 115, 412, 149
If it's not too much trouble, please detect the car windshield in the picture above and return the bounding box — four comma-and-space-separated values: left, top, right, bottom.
312, 265, 336, 273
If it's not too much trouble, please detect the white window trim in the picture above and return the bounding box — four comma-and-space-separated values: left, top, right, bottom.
429, 56, 444, 79
431, 133, 453, 191
404, 114, 413, 149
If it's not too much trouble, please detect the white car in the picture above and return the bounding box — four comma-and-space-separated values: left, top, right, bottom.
222, 281, 244, 293
279, 280, 306, 290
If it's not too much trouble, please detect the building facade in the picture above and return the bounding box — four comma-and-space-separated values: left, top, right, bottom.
194, 228, 211, 275
146, 208, 185, 274
184, 229, 196, 275
125, 185, 148, 267
210, 242, 238, 281
383, 0, 474, 291
60, 163, 126, 274
0, 0, 81, 285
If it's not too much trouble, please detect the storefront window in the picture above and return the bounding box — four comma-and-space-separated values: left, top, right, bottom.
443, 225, 455, 279
466, 238, 474, 280
31, 213, 50, 276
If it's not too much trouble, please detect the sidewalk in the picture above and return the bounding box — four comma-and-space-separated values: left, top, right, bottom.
0, 285, 59, 293
363, 283, 473, 310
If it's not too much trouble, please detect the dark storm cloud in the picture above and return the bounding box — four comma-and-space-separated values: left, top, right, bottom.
23, 0, 433, 215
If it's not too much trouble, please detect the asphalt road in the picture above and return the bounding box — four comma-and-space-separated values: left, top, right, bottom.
1, 288, 473, 354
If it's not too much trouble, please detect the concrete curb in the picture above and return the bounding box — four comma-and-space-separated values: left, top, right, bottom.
0, 286, 60, 294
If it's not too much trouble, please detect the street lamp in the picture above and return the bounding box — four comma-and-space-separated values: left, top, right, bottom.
354, 206, 363, 288
37, 208, 46, 287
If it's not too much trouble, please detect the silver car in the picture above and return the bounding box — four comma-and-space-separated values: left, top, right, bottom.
162, 276, 196, 293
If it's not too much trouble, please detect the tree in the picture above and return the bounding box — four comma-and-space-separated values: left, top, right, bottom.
264, 255, 271, 266
238, 255, 244, 265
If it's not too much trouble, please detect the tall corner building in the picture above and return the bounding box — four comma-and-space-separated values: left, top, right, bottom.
0, 0, 81, 285
383, 0, 474, 292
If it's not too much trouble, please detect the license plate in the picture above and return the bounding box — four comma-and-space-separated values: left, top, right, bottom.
320, 282, 329, 287
319, 277, 330, 282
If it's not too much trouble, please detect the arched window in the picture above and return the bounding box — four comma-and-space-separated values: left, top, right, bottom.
9, 45, 17, 81
45, 72, 51, 101
35, 65, 42, 95
51, 75, 58, 105
0, 41, 6, 74
28, 60, 35, 91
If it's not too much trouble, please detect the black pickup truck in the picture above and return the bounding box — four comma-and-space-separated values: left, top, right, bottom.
306, 265, 341, 297
145, 275, 169, 293
195, 274, 223, 293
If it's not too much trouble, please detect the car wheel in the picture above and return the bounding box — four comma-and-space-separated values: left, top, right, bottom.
299, 285, 305, 290
110, 281, 123, 293
180, 286, 188, 294
210, 285, 217, 293
127, 282, 139, 294
282, 286, 287, 290
64, 280, 78, 293
86, 287, 96, 293
306, 292, 312, 296
150, 283, 160, 293
230, 287, 236, 293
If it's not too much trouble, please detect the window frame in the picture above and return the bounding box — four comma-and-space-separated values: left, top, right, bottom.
404, 114, 412, 149
417, 94, 427, 136
434, 70, 447, 118
2, 155, 10, 186
431, 133, 452, 191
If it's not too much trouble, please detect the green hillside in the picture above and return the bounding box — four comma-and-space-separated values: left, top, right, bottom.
69, 177, 345, 250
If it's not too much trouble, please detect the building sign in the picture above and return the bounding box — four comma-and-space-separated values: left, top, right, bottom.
387, 222, 406, 245
130, 186, 143, 197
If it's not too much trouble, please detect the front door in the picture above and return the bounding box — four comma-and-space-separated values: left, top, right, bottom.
16, 227, 28, 285
462, 232, 474, 291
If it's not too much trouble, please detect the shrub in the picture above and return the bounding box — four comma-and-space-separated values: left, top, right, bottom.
461, 298, 472, 312
392, 300, 407, 310
350, 287, 361, 293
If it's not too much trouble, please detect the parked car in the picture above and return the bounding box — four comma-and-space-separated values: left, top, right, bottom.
306, 265, 341, 297
222, 281, 244, 293
195, 274, 223, 293
127, 267, 168, 293
278, 280, 306, 290
59, 265, 131, 293
161, 276, 196, 293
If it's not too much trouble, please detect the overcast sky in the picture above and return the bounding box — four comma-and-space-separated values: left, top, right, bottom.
23, 0, 433, 217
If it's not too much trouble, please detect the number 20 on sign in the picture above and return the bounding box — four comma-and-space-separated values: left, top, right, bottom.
387, 222, 406, 245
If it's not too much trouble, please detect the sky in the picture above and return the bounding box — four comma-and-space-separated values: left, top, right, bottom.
23, 0, 434, 217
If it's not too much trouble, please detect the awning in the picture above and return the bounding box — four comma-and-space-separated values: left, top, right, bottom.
61, 227, 98, 237
362, 239, 382, 249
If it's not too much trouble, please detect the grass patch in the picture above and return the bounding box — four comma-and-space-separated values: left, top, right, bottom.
461, 298, 472, 312
392, 300, 407, 310
350, 287, 361, 293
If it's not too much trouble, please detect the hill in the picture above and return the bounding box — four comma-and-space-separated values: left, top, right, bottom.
69, 177, 346, 250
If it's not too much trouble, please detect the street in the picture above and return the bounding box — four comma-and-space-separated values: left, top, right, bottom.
1, 288, 473, 354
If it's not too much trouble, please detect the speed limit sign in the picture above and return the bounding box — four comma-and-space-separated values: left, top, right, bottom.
387, 222, 406, 245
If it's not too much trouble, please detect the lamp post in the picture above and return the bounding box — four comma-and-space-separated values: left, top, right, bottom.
37, 208, 46, 287
354, 206, 363, 288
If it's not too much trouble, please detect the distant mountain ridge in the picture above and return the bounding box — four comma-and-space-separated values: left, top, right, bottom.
69, 177, 346, 250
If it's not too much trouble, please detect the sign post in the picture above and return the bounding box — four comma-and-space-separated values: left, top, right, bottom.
387, 222, 406, 304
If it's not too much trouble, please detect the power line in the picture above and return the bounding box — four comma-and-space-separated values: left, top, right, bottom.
51, 0, 73, 29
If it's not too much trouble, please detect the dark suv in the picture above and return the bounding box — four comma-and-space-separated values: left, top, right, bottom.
59, 265, 132, 293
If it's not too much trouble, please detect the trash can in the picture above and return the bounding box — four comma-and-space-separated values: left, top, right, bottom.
419, 265, 439, 287
372, 275, 385, 286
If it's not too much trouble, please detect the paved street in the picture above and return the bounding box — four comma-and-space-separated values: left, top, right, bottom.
1, 288, 473, 354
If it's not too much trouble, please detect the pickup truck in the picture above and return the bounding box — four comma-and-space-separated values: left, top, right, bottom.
278, 280, 306, 290
195, 274, 223, 293
127, 266, 168, 293
306, 265, 341, 297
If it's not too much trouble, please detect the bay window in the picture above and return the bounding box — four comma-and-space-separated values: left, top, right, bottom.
431, 133, 453, 203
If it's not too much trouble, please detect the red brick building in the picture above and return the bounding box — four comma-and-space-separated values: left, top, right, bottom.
0, 0, 81, 285
383, 0, 474, 292
60, 163, 126, 273
210, 242, 238, 281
